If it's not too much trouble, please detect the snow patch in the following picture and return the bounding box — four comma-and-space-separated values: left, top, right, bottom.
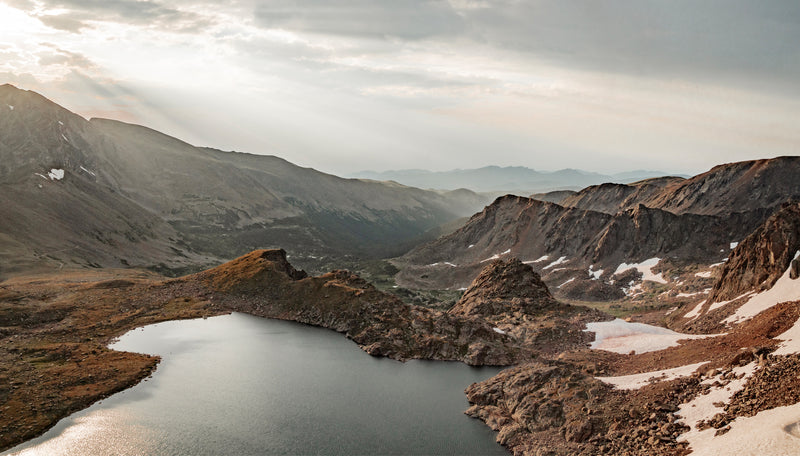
557, 277, 575, 288
585, 319, 716, 354
58, 120, 64, 125
467, 244, 474, 249
614, 258, 667, 284
542, 256, 567, 270
34, 173, 49, 180
773, 310, 800, 355
695, 271, 713, 278
723, 251, 800, 324
444, 262, 457, 267
596, 362, 706, 390
7, 104, 13, 110
480, 249, 512, 263
588, 265, 604, 280
47, 169, 64, 180
492, 327, 506, 335
683, 300, 707, 319
79, 165, 96, 176
680, 397, 800, 455
677, 362, 758, 448
730, 242, 739, 249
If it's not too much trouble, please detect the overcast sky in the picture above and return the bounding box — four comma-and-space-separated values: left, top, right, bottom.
1, 1, 798, 176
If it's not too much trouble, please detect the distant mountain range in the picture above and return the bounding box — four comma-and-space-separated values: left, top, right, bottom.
349, 167, 687, 194
0, 84, 493, 278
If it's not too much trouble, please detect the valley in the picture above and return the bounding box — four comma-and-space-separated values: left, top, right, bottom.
2, 85, 800, 455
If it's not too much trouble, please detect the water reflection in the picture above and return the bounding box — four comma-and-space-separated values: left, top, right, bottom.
6, 313, 506, 456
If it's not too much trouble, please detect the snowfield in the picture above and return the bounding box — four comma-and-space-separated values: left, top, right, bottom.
596, 362, 706, 390
723, 251, 800, 324
585, 319, 715, 354
615, 258, 667, 284
542, 256, 567, 270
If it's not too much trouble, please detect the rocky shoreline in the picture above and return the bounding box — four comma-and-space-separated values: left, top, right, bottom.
3, 249, 800, 455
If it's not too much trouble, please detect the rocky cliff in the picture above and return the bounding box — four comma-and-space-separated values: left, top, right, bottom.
708, 201, 800, 302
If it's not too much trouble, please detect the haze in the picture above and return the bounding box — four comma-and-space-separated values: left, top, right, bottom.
1, 0, 798, 176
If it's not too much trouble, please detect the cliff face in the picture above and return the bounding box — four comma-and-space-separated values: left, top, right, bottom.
708, 201, 800, 302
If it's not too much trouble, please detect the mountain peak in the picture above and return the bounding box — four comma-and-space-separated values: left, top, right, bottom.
198, 249, 308, 293
449, 258, 555, 318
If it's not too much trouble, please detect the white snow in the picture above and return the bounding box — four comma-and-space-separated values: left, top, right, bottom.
529, 255, 549, 263
585, 318, 716, 354
596, 362, 706, 390
614, 257, 667, 284
773, 312, 800, 355
723, 251, 800, 324
34, 173, 49, 180
480, 249, 512, 263
492, 327, 506, 335
677, 362, 758, 445
58, 120, 64, 125
444, 262, 457, 267
681, 401, 800, 456
730, 242, 739, 249
588, 265, 604, 280
7, 104, 13, 110
47, 168, 64, 180
79, 165, 96, 176
557, 277, 575, 288
708, 292, 754, 312
468, 244, 474, 249
695, 271, 713, 278
428, 263, 440, 267
684, 300, 707, 319
542, 256, 567, 270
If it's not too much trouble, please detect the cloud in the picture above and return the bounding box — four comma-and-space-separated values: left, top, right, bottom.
37, 13, 89, 33
10, 0, 218, 33
253, 0, 464, 40
37, 45, 96, 69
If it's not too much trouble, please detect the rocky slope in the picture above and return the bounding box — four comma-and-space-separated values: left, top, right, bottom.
449, 258, 608, 354
395, 195, 765, 297
396, 157, 799, 301
708, 201, 800, 302
0, 84, 492, 278
560, 177, 684, 215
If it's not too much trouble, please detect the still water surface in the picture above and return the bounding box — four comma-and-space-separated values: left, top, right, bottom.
6, 313, 506, 455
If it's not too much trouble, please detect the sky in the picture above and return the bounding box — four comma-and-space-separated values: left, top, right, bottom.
1, 0, 798, 176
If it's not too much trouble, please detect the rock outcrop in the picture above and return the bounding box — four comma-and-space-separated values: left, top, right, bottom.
449, 258, 558, 317
448, 258, 609, 355
708, 201, 800, 302
195, 249, 529, 366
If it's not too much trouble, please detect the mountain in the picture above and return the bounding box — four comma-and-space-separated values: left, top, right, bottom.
0, 84, 493, 278
350, 166, 686, 194
394, 157, 800, 299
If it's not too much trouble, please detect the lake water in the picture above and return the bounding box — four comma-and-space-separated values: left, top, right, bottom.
5, 313, 506, 455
